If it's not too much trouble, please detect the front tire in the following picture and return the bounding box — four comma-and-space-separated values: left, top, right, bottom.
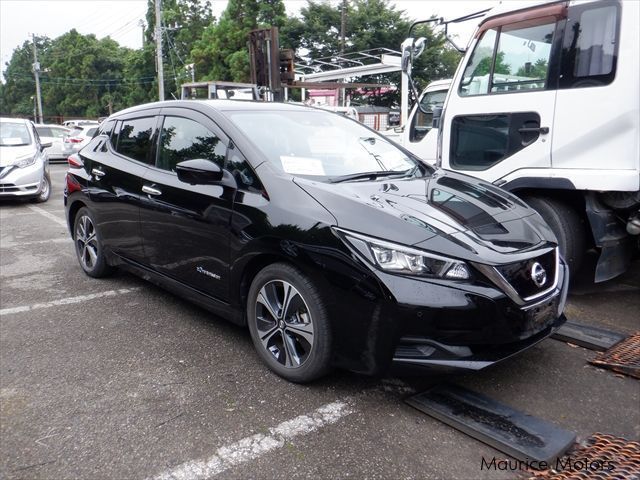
73, 207, 113, 278
525, 196, 586, 273
247, 263, 332, 383
33, 173, 51, 203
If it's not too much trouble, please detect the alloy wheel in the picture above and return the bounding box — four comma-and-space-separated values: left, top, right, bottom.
255, 280, 314, 368
75, 215, 98, 271
36, 175, 50, 202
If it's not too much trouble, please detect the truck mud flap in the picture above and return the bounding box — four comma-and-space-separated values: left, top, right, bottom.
405, 384, 575, 465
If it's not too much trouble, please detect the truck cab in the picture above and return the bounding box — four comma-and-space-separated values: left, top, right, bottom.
392, 79, 450, 164
402, 0, 639, 281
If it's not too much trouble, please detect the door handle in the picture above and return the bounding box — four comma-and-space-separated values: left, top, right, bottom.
142, 185, 162, 196
91, 168, 105, 178
518, 126, 549, 135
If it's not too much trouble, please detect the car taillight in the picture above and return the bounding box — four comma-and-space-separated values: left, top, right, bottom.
68, 154, 84, 168
69, 137, 83, 143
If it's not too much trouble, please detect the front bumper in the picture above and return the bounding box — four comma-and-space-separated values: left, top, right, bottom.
324, 251, 569, 376
0, 162, 46, 198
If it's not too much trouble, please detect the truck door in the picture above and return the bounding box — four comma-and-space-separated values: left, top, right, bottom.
440, 5, 566, 184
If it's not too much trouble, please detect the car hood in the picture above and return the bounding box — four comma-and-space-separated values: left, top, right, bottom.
0, 145, 36, 167
294, 169, 556, 264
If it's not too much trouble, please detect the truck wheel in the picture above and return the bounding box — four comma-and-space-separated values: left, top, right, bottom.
524, 196, 586, 273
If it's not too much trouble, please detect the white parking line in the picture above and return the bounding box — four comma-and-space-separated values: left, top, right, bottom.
0, 237, 72, 248
151, 400, 353, 480
0, 288, 141, 316
27, 205, 67, 228
0, 210, 63, 218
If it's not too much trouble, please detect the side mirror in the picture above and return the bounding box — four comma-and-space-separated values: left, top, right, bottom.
401, 37, 426, 74
176, 159, 223, 185
40, 141, 52, 150
432, 106, 443, 129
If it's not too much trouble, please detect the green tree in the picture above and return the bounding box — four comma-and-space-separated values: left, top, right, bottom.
41, 30, 129, 118
280, 0, 461, 108
191, 0, 260, 82
516, 58, 548, 79
1, 36, 52, 117
139, 0, 214, 96
258, 0, 286, 28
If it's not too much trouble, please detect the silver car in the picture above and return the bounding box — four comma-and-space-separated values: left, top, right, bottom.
0, 117, 51, 202
62, 123, 99, 157
36, 124, 71, 162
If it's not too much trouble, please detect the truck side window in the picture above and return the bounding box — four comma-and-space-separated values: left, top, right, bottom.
410, 90, 447, 142
450, 112, 541, 170
459, 29, 497, 96
491, 21, 554, 93
559, 3, 619, 88
459, 19, 556, 96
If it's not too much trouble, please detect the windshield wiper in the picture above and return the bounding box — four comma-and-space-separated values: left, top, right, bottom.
329, 170, 412, 184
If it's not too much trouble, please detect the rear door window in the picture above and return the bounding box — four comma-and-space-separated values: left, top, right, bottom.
115, 117, 156, 164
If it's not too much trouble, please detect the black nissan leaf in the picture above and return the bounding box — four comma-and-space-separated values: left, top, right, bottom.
64, 100, 568, 382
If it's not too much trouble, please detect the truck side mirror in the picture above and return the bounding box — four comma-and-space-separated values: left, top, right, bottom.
401, 37, 426, 75
432, 106, 443, 129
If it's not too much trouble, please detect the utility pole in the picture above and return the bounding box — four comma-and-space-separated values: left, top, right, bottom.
155, 0, 164, 101
31, 34, 43, 123
340, 0, 346, 55
139, 19, 146, 47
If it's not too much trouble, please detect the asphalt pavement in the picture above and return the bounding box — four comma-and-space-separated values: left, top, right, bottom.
1, 164, 639, 480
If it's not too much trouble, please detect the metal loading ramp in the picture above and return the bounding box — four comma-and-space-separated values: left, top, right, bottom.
590, 332, 640, 378
523, 433, 640, 479
405, 384, 576, 465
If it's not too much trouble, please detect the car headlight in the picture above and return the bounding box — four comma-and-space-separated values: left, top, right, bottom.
334, 228, 471, 280
13, 154, 37, 168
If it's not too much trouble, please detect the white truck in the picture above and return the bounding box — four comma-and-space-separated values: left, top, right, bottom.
401, 0, 639, 281
387, 79, 450, 163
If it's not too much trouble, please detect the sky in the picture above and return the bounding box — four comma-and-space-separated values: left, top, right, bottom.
0, 0, 498, 77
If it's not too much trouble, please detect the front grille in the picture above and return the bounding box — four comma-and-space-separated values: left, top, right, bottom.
495, 249, 557, 300
0, 183, 19, 193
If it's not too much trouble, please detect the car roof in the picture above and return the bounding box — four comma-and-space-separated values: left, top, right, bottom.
0, 117, 30, 125
112, 99, 317, 118
35, 123, 69, 128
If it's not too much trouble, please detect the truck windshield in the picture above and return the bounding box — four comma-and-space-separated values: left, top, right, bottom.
229, 110, 429, 182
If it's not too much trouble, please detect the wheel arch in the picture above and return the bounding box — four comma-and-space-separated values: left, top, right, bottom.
511, 187, 594, 248
67, 198, 88, 235
235, 253, 297, 326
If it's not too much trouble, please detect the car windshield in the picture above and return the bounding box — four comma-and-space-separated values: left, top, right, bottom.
0, 122, 31, 146
228, 110, 428, 181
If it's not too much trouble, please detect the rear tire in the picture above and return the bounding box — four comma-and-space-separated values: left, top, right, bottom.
73, 207, 113, 278
247, 263, 332, 383
524, 196, 586, 273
